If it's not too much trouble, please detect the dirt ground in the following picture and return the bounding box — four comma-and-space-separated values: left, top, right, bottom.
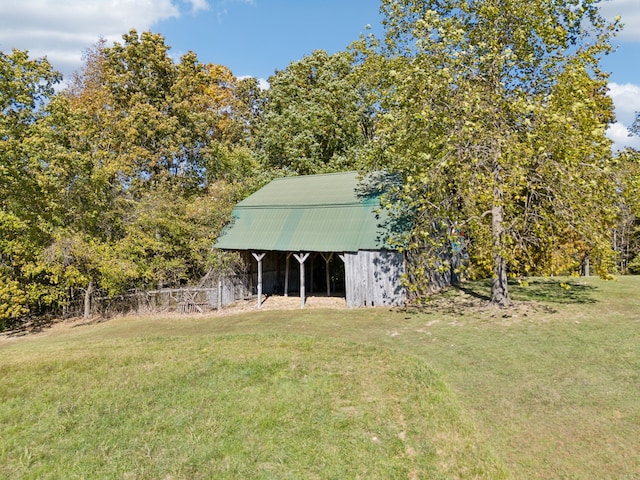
217, 294, 348, 313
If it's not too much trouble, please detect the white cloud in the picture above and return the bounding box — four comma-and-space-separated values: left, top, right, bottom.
238, 75, 269, 90
0, 0, 195, 79
187, 0, 209, 13
608, 82, 640, 125
607, 122, 640, 151
600, 0, 640, 42
607, 82, 640, 151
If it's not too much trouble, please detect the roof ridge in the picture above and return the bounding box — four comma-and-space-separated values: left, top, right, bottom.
235, 202, 374, 209
270, 171, 359, 182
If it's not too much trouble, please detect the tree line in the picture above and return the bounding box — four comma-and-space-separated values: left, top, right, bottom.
2, 0, 639, 327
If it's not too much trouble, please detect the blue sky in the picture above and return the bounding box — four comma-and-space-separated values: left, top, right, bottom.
155, 0, 385, 80
0, 0, 638, 149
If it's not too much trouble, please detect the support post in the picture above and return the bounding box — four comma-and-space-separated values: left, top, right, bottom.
252, 252, 266, 308
293, 252, 310, 308
321, 253, 333, 297
338, 253, 349, 307
284, 253, 291, 297
584, 255, 590, 277
217, 277, 222, 310
310, 254, 315, 294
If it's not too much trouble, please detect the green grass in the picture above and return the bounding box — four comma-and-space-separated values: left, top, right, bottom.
0, 334, 504, 479
2, 276, 640, 479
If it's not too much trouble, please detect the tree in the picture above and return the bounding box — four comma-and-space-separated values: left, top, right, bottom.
614, 141, 640, 273
256, 50, 371, 174
0, 49, 61, 320
359, 0, 619, 305
0, 33, 267, 327
9, 32, 261, 321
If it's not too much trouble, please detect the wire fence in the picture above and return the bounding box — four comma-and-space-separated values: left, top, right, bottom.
64, 274, 252, 319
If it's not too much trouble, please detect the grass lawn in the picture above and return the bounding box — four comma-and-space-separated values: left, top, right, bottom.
1, 276, 639, 478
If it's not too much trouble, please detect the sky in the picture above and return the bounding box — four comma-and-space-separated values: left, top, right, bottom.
0, 0, 638, 150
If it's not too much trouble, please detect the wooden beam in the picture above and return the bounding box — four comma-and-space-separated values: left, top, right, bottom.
321, 253, 333, 296
309, 254, 314, 295
252, 252, 266, 308
293, 252, 310, 308
284, 253, 292, 297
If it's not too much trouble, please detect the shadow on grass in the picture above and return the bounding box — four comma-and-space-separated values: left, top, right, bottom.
1, 314, 108, 338
455, 278, 598, 305
0, 315, 57, 338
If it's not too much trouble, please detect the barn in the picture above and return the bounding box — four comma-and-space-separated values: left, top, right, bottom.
214, 171, 406, 308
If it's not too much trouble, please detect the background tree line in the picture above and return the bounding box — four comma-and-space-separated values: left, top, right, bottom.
1, 0, 639, 327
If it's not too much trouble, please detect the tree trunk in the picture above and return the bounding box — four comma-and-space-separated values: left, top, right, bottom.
490, 166, 512, 307
83, 279, 94, 319
491, 244, 511, 307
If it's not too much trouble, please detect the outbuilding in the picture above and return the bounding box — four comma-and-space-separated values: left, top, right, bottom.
214, 171, 406, 308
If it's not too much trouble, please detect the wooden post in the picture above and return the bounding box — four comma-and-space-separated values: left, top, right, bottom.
310, 254, 314, 295
293, 253, 310, 308
217, 277, 222, 310
584, 256, 590, 277
321, 253, 333, 296
284, 253, 291, 297
252, 252, 266, 308
338, 253, 350, 307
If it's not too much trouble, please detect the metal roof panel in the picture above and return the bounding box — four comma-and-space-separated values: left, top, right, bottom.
215, 172, 394, 252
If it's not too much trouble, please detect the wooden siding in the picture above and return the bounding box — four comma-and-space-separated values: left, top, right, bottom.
343, 250, 405, 307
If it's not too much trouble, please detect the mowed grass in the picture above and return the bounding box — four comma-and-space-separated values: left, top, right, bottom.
1, 276, 640, 479
0, 333, 504, 478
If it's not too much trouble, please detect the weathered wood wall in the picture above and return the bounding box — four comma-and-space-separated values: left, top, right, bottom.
343, 250, 405, 307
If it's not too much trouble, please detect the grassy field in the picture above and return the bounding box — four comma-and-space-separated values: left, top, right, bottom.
1, 276, 639, 479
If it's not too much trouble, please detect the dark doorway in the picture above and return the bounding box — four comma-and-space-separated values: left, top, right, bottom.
308, 253, 345, 296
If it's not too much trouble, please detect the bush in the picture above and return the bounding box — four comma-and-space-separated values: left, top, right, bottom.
627, 254, 640, 274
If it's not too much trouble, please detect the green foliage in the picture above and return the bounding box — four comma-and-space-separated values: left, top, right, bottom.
0, 278, 29, 327
91, 31, 240, 192
0, 49, 61, 320
0, 11, 631, 325
358, 0, 620, 305
627, 254, 640, 274
1, 34, 265, 328
256, 50, 370, 174
614, 148, 640, 271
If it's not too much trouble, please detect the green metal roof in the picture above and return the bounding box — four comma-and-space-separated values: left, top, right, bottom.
215, 172, 392, 252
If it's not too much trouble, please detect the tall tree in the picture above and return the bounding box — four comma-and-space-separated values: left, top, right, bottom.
256, 50, 371, 174
359, 0, 619, 305
0, 49, 60, 322
20, 32, 259, 319
614, 141, 640, 273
